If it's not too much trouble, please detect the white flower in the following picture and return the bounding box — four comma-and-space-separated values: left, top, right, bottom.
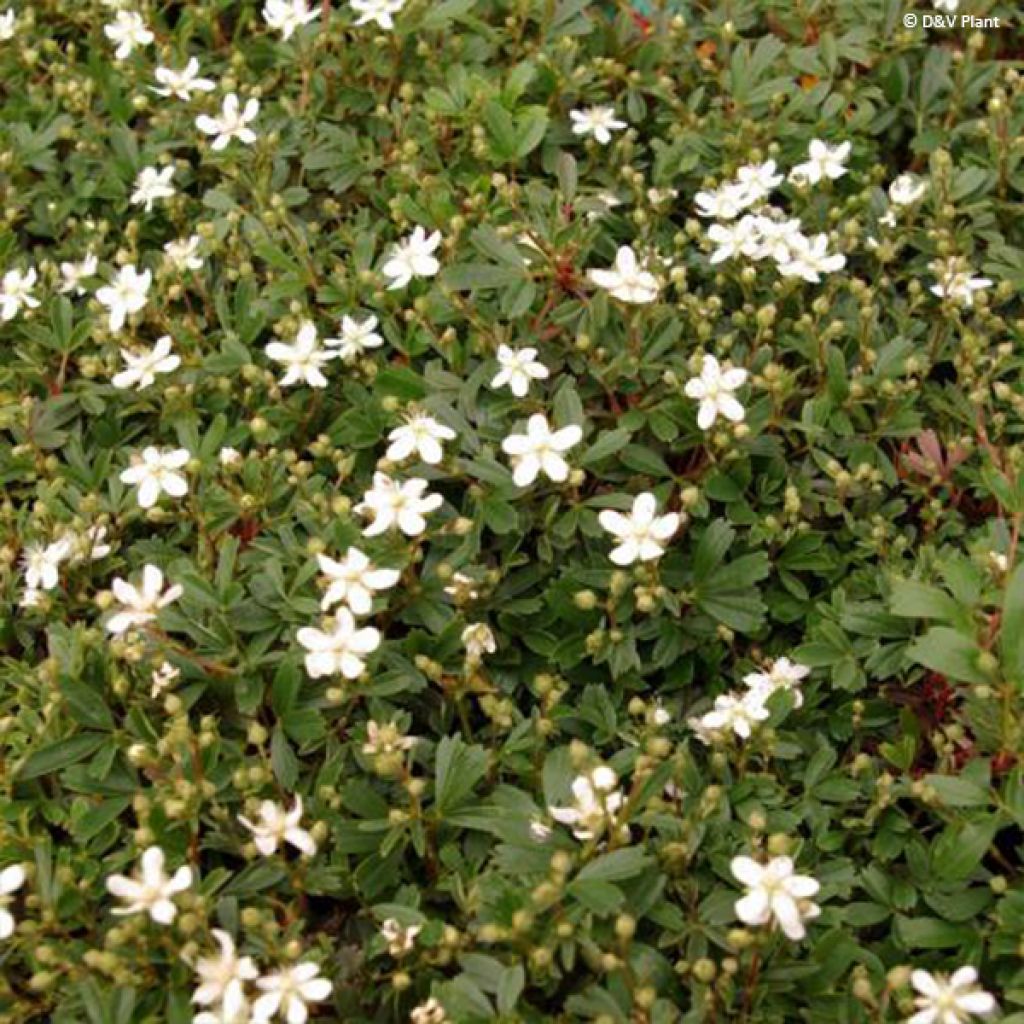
120, 446, 190, 508
297, 607, 381, 679
461, 623, 496, 663
238, 797, 316, 857
684, 355, 747, 430
549, 766, 623, 842
0, 864, 26, 940
105, 846, 192, 924
789, 139, 851, 186
112, 335, 180, 390
777, 232, 846, 283
130, 165, 175, 212
930, 259, 992, 307
196, 93, 260, 151
0, 9, 15, 40
75, 524, 112, 563
490, 344, 549, 398
164, 235, 204, 272
889, 173, 927, 207
325, 314, 384, 360
444, 571, 480, 602
106, 565, 183, 635
743, 657, 810, 708
193, 1002, 253, 1024
253, 963, 332, 1024
153, 57, 216, 100
694, 183, 754, 220
263, 0, 320, 39
569, 106, 627, 145
96, 264, 152, 333
350, 0, 406, 29
381, 226, 442, 289
933, 0, 958, 10
193, 929, 259, 1017
150, 660, 180, 698
354, 472, 443, 537
410, 997, 448, 1024
598, 492, 679, 566
908, 966, 997, 1024
0, 267, 39, 321
690, 691, 770, 742
386, 414, 456, 465
104, 10, 154, 59
265, 321, 337, 388
380, 918, 421, 957
587, 245, 659, 303
59, 253, 98, 295
501, 414, 582, 488
735, 160, 783, 201
22, 537, 73, 591
362, 720, 417, 756
317, 547, 400, 615
731, 855, 821, 941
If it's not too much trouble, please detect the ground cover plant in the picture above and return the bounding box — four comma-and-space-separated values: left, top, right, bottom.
1, 0, 1023, 1021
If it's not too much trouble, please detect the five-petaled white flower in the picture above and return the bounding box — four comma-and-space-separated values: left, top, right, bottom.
0, 267, 39, 321
730, 855, 821, 941
196, 93, 260, 150
0, 864, 26, 940
59, 253, 98, 294
130, 165, 175, 212
266, 321, 338, 388
908, 966, 997, 1024
325, 313, 384, 360
381, 226, 442, 289
569, 106, 627, 145
192, 929, 259, 1019
386, 413, 456, 465
106, 564, 183, 635
354, 472, 443, 537
350, 0, 406, 29
777, 233, 846, 283
889, 173, 927, 207
96, 264, 152, 333
743, 657, 810, 708
317, 547, 401, 615
298, 607, 381, 679
501, 414, 582, 488
490, 345, 549, 398
684, 355, 748, 430
380, 918, 422, 957
690, 691, 770, 742
105, 846, 192, 924
549, 766, 623, 842
238, 797, 317, 857
154, 57, 216, 100
120, 446, 190, 508
253, 962, 333, 1024
598, 492, 679, 566
929, 259, 993, 307
164, 235, 205, 272
587, 245, 660, 303
22, 537, 72, 591
263, 0, 320, 38
363, 720, 417, 757
112, 335, 180, 390
789, 139, 851, 186
104, 10, 154, 59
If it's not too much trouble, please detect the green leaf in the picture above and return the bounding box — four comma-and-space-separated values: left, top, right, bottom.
1001, 562, 1024, 684
435, 736, 488, 815
907, 627, 988, 685
17, 733, 108, 781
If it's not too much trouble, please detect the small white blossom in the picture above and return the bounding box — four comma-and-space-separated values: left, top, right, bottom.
444, 571, 480, 602
59, 253, 98, 295
120, 446, 190, 508
317, 547, 400, 615
776, 232, 846, 283
0, 267, 39, 321
789, 139, 851, 186
684, 355, 747, 430
96, 264, 152, 333
238, 797, 316, 857
112, 335, 180, 390
381, 226, 442, 289
263, 0, 320, 39
380, 918, 422, 957
106, 565, 183, 635
324, 314, 384, 360
22, 537, 73, 591
889, 173, 927, 206
196, 93, 260, 150
150, 660, 180, 698
130, 165, 176, 212
253, 962, 332, 1024
164, 235, 204, 272
297, 608, 381, 679
410, 996, 448, 1024
362, 720, 417, 756
731, 855, 821, 941
908, 966, 997, 1024
549, 766, 624, 842
587, 245, 659, 303
0, 9, 15, 40
501, 414, 582, 488
489, 344, 549, 398
192, 929, 259, 1018
265, 321, 337, 388
350, 0, 406, 29
735, 160, 783, 201
0, 864, 26, 940
386, 414, 456, 465
105, 846, 192, 924
929, 259, 992, 307
461, 623, 496, 663
569, 106, 627, 145
742, 657, 810, 708
354, 473, 443, 537
689, 691, 770, 742
598, 492, 679, 566
694, 183, 755, 220
153, 57, 216, 100
104, 10, 154, 59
